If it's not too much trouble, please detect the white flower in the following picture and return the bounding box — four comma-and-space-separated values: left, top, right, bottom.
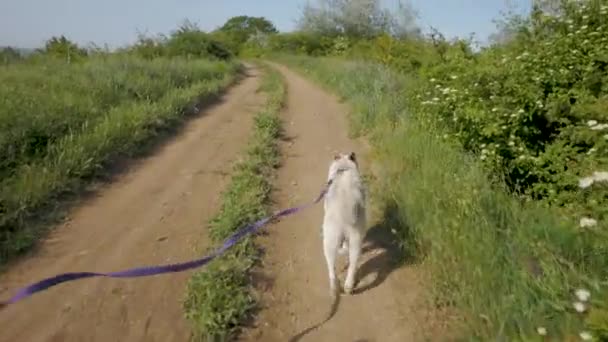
519, 155, 526, 160
581, 25, 588, 30
575, 288, 591, 302
593, 171, 608, 182
587, 148, 597, 155
518, 109, 525, 114
604, 134, 608, 140
432, 97, 440, 102
492, 107, 498, 112
579, 331, 592, 341
481, 144, 486, 148
508, 141, 515, 146
450, 75, 458, 80
481, 148, 488, 154
430, 78, 436, 83
579, 176, 594, 189
587, 120, 598, 127
537, 327, 547, 336
480, 155, 486, 161
579, 171, 608, 188
574, 301, 586, 313
591, 123, 608, 130
579, 217, 597, 228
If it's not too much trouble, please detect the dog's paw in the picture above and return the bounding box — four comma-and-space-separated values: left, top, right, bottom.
344, 278, 355, 295
343, 285, 354, 295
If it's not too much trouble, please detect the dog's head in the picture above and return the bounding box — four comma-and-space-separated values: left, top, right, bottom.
331, 151, 358, 171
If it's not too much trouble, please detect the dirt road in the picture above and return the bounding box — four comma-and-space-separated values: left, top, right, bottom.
242, 64, 435, 341
0, 63, 442, 342
0, 65, 264, 342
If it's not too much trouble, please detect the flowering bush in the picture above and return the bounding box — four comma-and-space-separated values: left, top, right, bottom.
402, 1, 608, 338
412, 1, 608, 222
276, 1, 608, 338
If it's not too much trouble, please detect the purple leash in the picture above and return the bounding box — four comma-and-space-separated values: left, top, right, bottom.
0, 184, 329, 308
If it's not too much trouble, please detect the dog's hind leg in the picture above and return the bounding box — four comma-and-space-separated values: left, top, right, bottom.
344, 229, 362, 294
322, 223, 342, 297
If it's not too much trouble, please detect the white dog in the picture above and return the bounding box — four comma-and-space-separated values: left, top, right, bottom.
321, 152, 366, 296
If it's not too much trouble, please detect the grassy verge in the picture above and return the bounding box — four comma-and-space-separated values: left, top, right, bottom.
276, 55, 607, 341
0, 56, 241, 264
183, 63, 285, 341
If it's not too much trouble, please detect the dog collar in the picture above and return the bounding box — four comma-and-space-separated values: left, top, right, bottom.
326, 167, 349, 187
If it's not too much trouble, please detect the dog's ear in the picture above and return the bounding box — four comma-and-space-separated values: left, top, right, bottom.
348, 152, 357, 163
334, 153, 341, 161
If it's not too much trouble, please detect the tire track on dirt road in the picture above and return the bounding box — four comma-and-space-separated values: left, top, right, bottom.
0, 65, 264, 342
242, 63, 439, 342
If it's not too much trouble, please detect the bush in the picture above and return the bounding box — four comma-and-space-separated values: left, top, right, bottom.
0, 47, 23, 65
128, 22, 233, 61
409, 1, 608, 225
40, 36, 88, 62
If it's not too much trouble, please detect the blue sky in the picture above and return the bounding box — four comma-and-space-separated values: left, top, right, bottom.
0, 0, 531, 49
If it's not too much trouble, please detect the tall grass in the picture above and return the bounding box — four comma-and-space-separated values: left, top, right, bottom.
277, 55, 608, 340
0, 56, 240, 263
183, 64, 286, 341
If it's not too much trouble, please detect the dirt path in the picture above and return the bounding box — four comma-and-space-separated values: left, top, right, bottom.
242, 64, 434, 342
0, 65, 264, 342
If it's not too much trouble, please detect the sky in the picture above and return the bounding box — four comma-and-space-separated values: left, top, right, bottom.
0, 0, 531, 49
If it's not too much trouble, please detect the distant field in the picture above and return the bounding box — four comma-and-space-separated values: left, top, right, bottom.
0, 55, 240, 262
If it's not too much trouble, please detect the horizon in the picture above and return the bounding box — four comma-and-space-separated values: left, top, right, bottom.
0, 0, 531, 49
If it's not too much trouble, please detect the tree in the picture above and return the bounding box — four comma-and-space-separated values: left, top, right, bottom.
216, 16, 278, 49
389, 0, 422, 39
41, 36, 88, 62
297, 0, 419, 39
0, 47, 22, 64
166, 20, 232, 60
488, 0, 576, 46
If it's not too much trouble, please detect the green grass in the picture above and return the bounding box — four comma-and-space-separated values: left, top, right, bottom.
0, 55, 241, 264
276, 55, 608, 341
183, 63, 285, 341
